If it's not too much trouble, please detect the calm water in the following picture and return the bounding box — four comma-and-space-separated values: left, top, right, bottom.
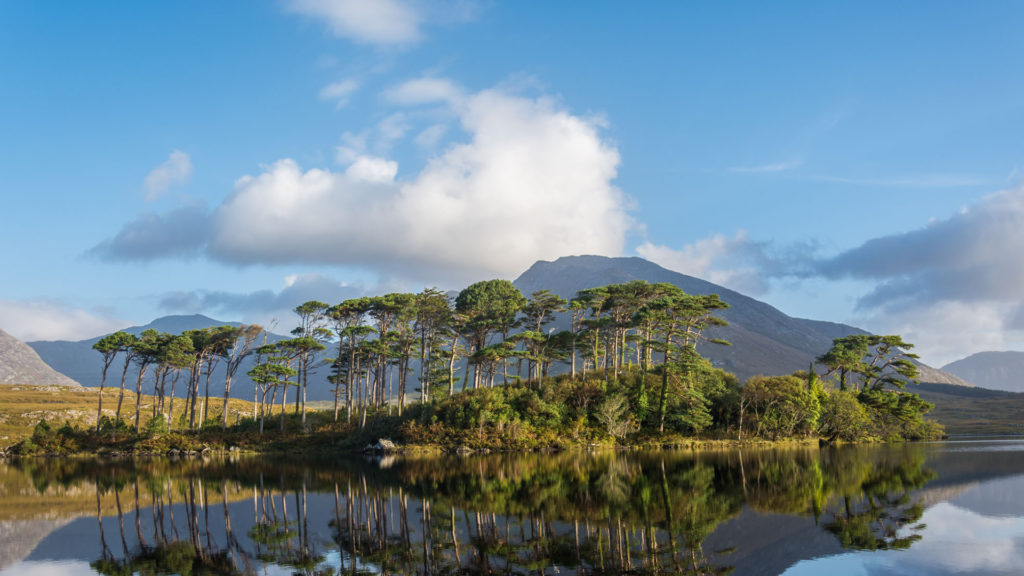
1, 440, 1023, 575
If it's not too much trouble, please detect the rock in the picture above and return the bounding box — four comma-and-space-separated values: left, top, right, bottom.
363, 439, 398, 452
454, 445, 474, 455
167, 448, 180, 457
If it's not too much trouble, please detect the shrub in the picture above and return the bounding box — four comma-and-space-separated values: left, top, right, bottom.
145, 414, 169, 436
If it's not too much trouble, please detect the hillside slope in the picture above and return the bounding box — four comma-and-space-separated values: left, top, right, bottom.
0, 329, 79, 387
943, 351, 1024, 393
515, 255, 969, 384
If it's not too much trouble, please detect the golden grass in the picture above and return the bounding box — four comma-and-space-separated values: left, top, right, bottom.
0, 386, 258, 445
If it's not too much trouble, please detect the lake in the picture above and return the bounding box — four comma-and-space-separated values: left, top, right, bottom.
1, 439, 1023, 575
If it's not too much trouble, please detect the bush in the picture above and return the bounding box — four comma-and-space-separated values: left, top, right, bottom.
31, 420, 54, 444
145, 414, 169, 436
819, 390, 872, 442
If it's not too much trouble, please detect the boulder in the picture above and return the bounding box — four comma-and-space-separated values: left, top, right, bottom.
362, 438, 398, 453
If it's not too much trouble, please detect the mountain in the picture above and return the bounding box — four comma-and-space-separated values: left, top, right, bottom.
514, 255, 971, 385
28, 315, 285, 401
0, 329, 80, 387
942, 351, 1024, 393
28, 315, 243, 389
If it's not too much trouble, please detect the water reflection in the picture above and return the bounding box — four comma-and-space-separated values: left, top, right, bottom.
2, 443, 1015, 575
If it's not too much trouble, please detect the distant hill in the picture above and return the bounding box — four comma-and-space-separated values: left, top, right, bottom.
909, 381, 1024, 435
514, 255, 970, 385
28, 315, 286, 401
943, 351, 1024, 393
28, 315, 244, 390
0, 329, 80, 387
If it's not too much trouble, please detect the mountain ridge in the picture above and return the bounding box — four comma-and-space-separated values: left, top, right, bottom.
0, 329, 80, 387
514, 255, 970, 386
942, 351, 1024, 393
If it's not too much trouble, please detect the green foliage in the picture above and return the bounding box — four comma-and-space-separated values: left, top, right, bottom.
819, 389, 872, 442
144, 414, 169, 436
742, 375, 820, 439
595, 393, 633, 438
31, 420, 53, 444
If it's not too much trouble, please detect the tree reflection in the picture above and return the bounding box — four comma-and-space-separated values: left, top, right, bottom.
4, 445, 937, 575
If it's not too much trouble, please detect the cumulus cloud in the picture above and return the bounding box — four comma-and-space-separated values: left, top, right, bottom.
854, 300, 1017, 367
814, 186, 1024, 310
345, 155, 398, 183
0, 299, 125, 342
143, 150, 192, 200
89, 204, 210, 261
636, 232, 812, 296
209, 87, 627, 283
100, 83, 629, 285
318, 78, 360, 108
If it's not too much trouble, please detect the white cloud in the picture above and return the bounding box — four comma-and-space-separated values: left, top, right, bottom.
0, 299, 125, 342
384, 77, 464, 105
636, 232, 778, 295
855, 300, 1021, 367
318, 78, 360, 108
345, 155, 398, 183
284, 0, 423, 45
89, 204, 209, 261
143, 150, 192, 200
205, 84, 629, 284
816, 185, 1024, 309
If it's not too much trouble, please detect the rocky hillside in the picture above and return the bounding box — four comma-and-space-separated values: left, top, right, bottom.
943, 351, 1024, 393
0, 329, 79, 387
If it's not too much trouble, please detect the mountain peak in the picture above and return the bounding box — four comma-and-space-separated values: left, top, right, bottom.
943, 351, 1024, 393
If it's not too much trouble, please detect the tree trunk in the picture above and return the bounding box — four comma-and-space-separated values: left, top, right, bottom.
659, 350, 671, 434
96, 361, 110, 429
115, 357, 130, 423
221, 372, 233, 431
134, 365, 147, 433
448, 333, 459, 396
169, 370, 179, 431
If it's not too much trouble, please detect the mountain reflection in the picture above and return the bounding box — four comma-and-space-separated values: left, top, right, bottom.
4, 447, 937, 575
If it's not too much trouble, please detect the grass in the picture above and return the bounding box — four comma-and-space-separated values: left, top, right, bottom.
0, 385, 258, 447
910, 382, 1024, 436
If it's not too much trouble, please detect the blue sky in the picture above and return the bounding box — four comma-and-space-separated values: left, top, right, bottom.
2, 1, 1023, 365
